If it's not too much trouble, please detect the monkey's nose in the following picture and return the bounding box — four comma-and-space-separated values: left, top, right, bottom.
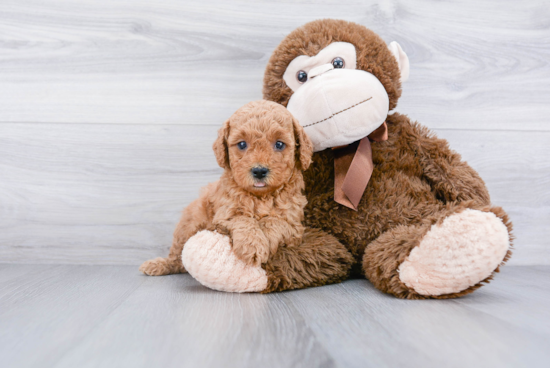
308, 63, 334, 79
251, 167, 269, 179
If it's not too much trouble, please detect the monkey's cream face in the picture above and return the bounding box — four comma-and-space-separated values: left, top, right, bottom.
283, 41, 409, 152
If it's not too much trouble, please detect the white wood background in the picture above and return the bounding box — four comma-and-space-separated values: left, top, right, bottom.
0, 0, 548, 265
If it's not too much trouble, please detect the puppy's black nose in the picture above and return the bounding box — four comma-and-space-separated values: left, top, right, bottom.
251, 167, 269, 179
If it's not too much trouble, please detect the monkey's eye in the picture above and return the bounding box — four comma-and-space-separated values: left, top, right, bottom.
237, 141, 247, 150
296, 70, 308, 83
332, 57, 345, 69
274, 141, 286, 151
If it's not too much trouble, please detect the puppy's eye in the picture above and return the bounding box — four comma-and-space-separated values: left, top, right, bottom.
332, 57, 345, 69
237, 141, 247, 150
274, 141, 286, 151
296, 70, 308, 83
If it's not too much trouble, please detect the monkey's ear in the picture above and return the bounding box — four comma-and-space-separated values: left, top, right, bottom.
291, 116, 313, 171
213, 119, 231, 169
388, 41, 410, 83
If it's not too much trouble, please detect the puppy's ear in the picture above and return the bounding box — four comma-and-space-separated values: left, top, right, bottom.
213, 119, 231, 169
292, 116, 313, 170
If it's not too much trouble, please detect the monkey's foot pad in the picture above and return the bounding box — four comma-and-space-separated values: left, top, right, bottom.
399, 209, 510, 296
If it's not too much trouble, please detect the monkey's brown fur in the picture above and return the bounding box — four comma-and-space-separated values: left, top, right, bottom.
140, 100, 333, 275
261, 19, 513, 298
263, 228, 354, 293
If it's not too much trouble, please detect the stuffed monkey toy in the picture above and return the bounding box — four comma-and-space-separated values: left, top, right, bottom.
143, 19, 513, 299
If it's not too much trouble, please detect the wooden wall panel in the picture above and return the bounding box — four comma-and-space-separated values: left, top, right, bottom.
0, 124, 547, 265
0, 0, 548, 129
0, 0, 548, 264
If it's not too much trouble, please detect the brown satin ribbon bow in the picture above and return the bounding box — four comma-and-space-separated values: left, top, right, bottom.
332, 122, 388, 210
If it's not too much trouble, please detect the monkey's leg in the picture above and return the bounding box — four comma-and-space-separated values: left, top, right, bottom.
362, 204, 513, 299
181, 228, 354, 293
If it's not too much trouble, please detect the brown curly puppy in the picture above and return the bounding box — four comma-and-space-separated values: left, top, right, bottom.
139, 100, 313, 275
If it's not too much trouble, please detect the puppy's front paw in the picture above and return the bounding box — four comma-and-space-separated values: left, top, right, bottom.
232, 243, 270, 267
214, 223, 230, 236
182, 230, 268, 293
231, 230, 270, 267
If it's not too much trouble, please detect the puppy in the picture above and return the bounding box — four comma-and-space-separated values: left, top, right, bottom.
140, 100, 313, 276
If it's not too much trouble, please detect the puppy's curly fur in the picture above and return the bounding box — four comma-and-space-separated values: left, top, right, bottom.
140, 100, 313, 275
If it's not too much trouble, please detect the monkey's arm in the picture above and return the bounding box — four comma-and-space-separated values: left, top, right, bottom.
407, 119, 490, 205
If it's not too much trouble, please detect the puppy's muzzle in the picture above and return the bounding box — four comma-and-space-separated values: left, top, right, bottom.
251, 166, 269, 179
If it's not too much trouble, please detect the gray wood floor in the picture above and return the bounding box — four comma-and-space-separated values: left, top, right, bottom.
0, 0, 549, 266
0, 264, 548, 368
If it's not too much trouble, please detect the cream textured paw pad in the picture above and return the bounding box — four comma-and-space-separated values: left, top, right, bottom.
398, 209, 509, 296
181, 230, 268, 293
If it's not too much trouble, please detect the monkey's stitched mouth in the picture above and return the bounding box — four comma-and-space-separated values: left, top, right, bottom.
302, 97, 372, 128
